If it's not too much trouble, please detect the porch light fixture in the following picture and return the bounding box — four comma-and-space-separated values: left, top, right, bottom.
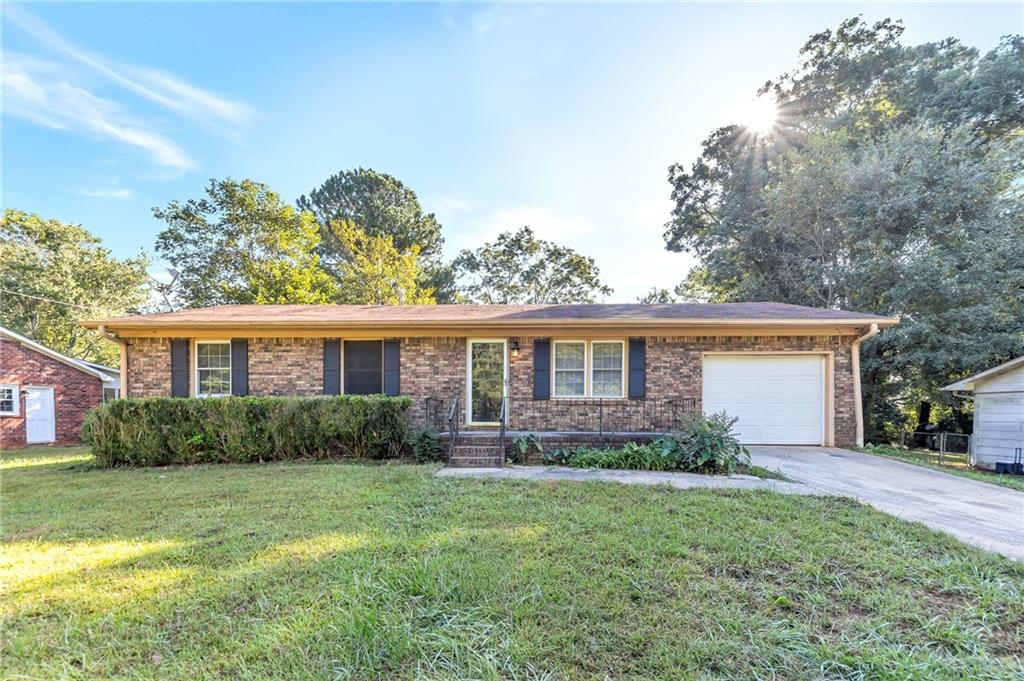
510, 340, 520, 359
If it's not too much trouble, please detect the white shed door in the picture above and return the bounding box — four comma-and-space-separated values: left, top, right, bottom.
25, 387, 56, 444
703, 355, 825, 445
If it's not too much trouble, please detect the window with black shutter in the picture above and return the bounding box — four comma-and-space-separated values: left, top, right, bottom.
344, 341, 383, 394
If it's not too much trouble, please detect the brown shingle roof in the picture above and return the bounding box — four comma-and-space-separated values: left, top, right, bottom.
86, 303, 897, 329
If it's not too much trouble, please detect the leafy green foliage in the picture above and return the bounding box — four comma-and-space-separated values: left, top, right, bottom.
297, 168, 453, 301
508, 434, 542, 464
454, 226, 613, 303
328, 219, 435, 304
82, 395, 411, 466
670, 411, 751, 474
0, 209, 149, 365
542, 412, 749, 474
664, 17, 1024, 436
409, 425, 442, 463
154, 178, 337, 307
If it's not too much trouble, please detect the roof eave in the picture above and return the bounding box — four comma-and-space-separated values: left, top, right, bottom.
83, 316, 899, 331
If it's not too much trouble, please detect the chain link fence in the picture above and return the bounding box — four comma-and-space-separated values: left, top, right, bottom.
898, 430, 972, 466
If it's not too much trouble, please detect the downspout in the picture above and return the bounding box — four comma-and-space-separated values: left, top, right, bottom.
98, 325, 128, 397
851, 323, 880, 448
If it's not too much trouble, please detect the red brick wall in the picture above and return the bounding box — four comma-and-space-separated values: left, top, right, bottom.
0, 338, 103, 447
123, 333, 859, 446
249, 338, 323, 395
126, 337, 171, 398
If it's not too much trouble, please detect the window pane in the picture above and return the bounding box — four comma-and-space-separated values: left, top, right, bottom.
592, 342, 623, 369
344, 341, 383, 395
198, 369, 230, 395
554, 343, 585, 370
592, 370, 622, 397
554, 370, 585, 397
0, 387, 14, 412
591, 343, 623, 397
197, 343, 230, 369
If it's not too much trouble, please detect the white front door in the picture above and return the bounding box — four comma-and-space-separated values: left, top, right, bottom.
703, 355, 826, 445
25, 387, 56, 444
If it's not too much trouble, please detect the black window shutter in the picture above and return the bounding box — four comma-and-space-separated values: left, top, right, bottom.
383, 339, 400, 396
628, 338, 646, 400
230, 339, 248, 396
323, 339, 341, 395
533, 339, 551, 400
170, 339, 189, 397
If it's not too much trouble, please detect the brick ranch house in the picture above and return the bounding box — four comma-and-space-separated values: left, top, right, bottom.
1, 326, 120, 448
84, 303, 897, 451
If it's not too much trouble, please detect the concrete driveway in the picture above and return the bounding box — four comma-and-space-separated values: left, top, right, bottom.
749, 446, 1024, 561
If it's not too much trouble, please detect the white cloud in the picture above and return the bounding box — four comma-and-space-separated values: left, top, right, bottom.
5, 5, 252, 130
2, 52, 195, 171
76, 188, 135, 200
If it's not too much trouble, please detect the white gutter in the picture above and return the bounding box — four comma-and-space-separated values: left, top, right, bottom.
851, 322, 880, 447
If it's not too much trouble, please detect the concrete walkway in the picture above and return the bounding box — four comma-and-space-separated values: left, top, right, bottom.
749, 446, 1024, 561
437, 465, 819, 495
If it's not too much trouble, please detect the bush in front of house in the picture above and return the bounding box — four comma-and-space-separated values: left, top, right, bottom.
541, 411, 750, 475
82, 395, 412, 467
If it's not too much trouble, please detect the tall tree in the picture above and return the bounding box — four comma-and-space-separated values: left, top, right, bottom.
0, 209, 149, 365
297, 168, 454, 301
154, 179, 337, 307
329, 219, 435, 305
454, 226, 612, 304
663, 17, 1024, 437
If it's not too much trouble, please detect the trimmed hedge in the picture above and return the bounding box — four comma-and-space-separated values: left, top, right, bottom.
82, 395, 412, 467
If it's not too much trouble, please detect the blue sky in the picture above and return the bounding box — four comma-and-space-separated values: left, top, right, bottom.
3, 2, 1020, 301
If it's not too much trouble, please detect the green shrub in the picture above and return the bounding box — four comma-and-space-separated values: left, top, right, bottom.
82, 395, 412, 467
540, 412, 749, 475
508, 434, 542, 464
670, 411, 750, 474
409, 425, 443, 463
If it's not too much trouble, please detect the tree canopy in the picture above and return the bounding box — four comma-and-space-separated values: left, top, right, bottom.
454, 226, 612, 304
0, 209, 150, 365
663, 17, 1024, 437
297, 168, 453, 301
154, 178, 337, 307
329, 219, 436, 305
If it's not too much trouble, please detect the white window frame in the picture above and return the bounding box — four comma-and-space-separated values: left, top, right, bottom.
552, 340, 588, 398
194, 340, 232, 397
590, 340, 626, 399
551, 340, 627, 399
0, 383, 19, 415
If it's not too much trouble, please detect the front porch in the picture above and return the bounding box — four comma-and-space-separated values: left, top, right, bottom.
422, 396, 697, 466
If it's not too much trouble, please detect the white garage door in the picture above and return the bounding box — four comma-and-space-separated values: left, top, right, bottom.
703, 355, 825, 445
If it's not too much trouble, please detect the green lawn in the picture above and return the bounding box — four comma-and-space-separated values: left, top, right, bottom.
3, 447, 1022, 679
860, 444, 1024, 492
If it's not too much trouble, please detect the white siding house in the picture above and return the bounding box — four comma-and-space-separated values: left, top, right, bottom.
943, 357, 1024, 470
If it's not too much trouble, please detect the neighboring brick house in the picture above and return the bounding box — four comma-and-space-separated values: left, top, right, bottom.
85, 303, 897, 449
1, 326, 120, 448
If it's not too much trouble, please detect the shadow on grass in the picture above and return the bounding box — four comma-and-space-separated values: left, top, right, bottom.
3, 460, 1023, 679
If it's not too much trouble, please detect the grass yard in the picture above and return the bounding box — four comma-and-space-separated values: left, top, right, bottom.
3, 447, 1023, 680
860, 444, 1024, 493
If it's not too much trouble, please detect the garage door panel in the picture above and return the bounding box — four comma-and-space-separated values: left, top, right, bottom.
703, 355, 824, 445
